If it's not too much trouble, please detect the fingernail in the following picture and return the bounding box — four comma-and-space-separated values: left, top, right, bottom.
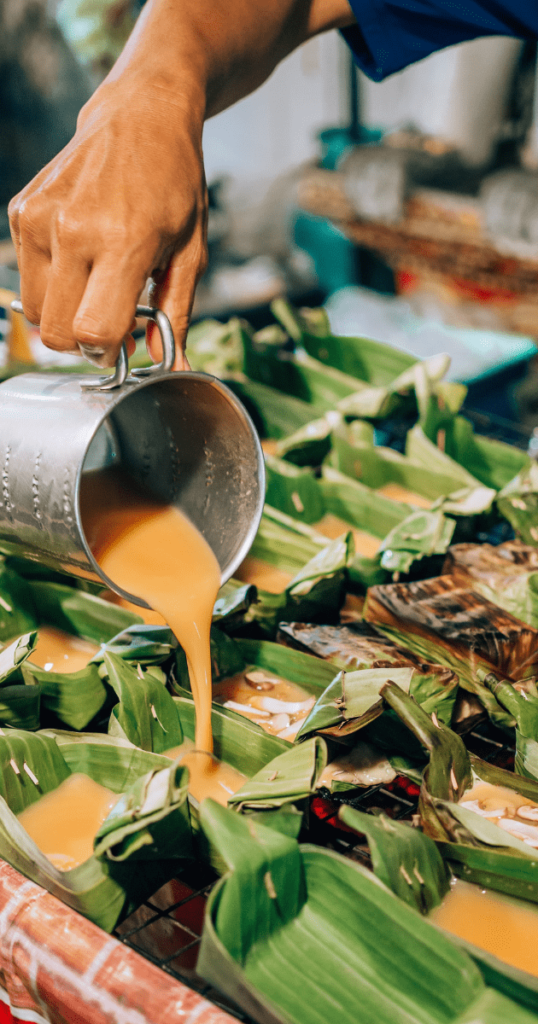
78, 344, 110, 368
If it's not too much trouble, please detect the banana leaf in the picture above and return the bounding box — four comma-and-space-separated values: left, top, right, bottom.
0, 565, 40, 640
297, 657, 458, 743
497, 462, 538, 545
172, 692, 289, 778
0, 569, 144, 730
212, 631, 337, 693
28, 579, 141, 641
0, 729, 192, 931
297, 666, 413, 740
409, 389, 530, 494
213, 581, 258, 630
270, 297, 462, 420
96, 623, 177, 664
321, 464, 456, 578
228, 736, 327, 811
197, 800, 536, 1024
331, 418, 496, 517
244, 322, 370, 411
364, 575, 536, 731
21, 659, 109, 731
444, 541, 538, 630
483, 673, 538, 782
266, 457, 455, 586
106, 637, 320, 847
381, 681, 538, 906
105, 652, 183, 753
340, 803, 538, 1015
278, 620, 456, 682
224, 375, 325, 441
186, 317, 245, 377
175, 629, 337, 733
22, 579, 258, 728
273, 411, 338, 467
339, 804, 449, 913
0, 632, 41, 730
231, 506, 352, 636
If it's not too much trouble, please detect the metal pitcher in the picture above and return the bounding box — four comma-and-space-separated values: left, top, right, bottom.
0, 304, 264, 607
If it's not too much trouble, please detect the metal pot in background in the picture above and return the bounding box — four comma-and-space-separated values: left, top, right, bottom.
0, 305, 265, 608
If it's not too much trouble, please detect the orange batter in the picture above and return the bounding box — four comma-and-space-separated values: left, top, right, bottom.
29, 626, 99, 674
18, 772, 117, 871
80, 467, 221, 753
432, 878, 538, 978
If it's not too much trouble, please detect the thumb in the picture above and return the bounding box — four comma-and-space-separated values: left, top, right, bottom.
147, 242, 204, 371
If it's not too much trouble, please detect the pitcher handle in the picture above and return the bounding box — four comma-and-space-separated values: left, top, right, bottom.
10, 300, 176, 392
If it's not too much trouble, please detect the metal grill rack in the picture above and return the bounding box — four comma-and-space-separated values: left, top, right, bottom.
113, 714, 517, 1022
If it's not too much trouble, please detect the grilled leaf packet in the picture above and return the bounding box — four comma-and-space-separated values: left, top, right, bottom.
498, 462, 538, 546
281, 620, 458, 718
230, 505, 352, 636
444, 541, 538, 630
197, 800, 537, 1024
382, 681, 538, 906
265, 456, 455, 584
364, 574, 538, 731
0, 729, 192, 932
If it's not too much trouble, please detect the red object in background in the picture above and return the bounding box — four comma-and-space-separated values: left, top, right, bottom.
397, 268, 520, 306
0, 994, 15, 1024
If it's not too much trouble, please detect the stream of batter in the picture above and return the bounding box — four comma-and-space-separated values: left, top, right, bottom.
80, 467, 245, 804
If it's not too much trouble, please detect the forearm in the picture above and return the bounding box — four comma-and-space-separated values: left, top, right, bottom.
100, 0, 356, 121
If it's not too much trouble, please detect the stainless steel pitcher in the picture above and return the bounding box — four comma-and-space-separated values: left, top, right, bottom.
0, 304, 265, 607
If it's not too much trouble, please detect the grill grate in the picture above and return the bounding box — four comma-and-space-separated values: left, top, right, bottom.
114, 716, 517, 1021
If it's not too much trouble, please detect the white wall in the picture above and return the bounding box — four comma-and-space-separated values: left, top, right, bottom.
202, 31, 350, 184
358, 36, 523, 166
203, 32, 524, 182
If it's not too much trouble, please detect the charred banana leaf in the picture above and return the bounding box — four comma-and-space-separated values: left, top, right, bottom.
444, 541, 538, 630
364, 575, 538, 729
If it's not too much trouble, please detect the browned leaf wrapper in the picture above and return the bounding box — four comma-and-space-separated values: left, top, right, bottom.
364, 575, 538, 729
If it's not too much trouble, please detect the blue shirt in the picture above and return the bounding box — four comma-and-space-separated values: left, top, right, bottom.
344, 1, 538, 80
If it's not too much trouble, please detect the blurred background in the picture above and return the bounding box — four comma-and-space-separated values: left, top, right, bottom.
4, 0, 538, 443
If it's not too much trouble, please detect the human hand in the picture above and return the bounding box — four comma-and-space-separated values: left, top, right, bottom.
8, 78, 207, 370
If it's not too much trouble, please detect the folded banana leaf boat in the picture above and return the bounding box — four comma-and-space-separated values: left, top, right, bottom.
381, 682, 538, 911
0, 728, 192, 931
196, 799, 538, 1024
265, 456, 455, 582
230, 506, 353, 635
